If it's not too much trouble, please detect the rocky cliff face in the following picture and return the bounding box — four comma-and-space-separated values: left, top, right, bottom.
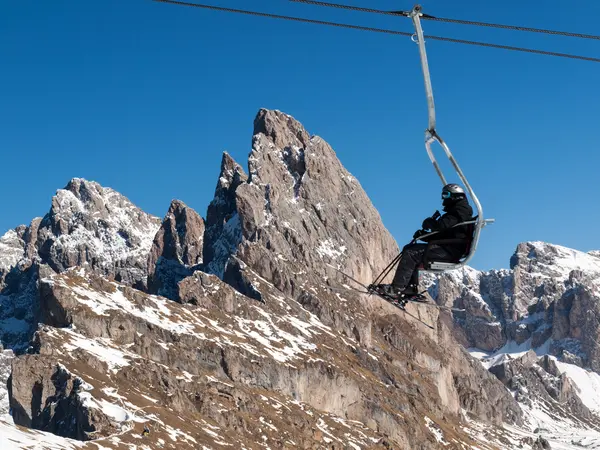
202, 152, 248, 280
1, 109, 600, 449
36, 178, 161, 287
487, 350, 599, 427
0, 229, 26, 289
430, 241, 600, 368
422, 240, 600, 447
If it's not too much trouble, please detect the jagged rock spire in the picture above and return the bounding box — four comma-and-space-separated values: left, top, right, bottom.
147, 199, 205, 299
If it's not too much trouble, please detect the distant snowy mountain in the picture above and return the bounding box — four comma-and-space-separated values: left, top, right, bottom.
429, 241, 600, 367
0, 178, 161, 350
422, 240, 600, 448
1, 109, 600, 449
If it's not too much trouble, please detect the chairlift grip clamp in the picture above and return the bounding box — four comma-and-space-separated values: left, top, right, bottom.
410, 4, 423, 17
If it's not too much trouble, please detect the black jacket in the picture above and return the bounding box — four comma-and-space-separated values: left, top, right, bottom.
422, 197, 474, 257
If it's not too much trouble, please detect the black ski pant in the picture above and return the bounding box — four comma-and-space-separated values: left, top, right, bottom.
392, 243, 455, 290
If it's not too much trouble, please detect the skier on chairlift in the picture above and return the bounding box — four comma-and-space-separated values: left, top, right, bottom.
371, 183, 473, 299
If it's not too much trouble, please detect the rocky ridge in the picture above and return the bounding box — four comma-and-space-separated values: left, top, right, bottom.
429, 241, 600, 369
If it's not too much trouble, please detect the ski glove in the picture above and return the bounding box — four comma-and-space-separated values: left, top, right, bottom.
422, 217, 437, 230
413, 229, 427, 239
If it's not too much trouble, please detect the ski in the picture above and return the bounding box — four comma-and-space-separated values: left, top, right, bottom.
325, 264, 437, 330
325, 263, 464, 313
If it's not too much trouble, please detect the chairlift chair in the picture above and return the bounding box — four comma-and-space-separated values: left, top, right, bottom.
409, 5, 494, 272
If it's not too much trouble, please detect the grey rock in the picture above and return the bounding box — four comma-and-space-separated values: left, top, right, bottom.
533, 436, 552, 449
0, 179, 161, 350
0, 228, 26, 289
202, 152, 247, 279
0, 262, 41, 351
34, 178, 161, 288
177, 270, 235, 312
0, 349, 13, 415
147, 199, 205, 300
16, 109, 600, 448
429, 240, 600, 375
531, 324, 553, 349
203, 109, 399, 303
16, 266, 519, 448
9, 355, 120, 440
486, 350, 598, 427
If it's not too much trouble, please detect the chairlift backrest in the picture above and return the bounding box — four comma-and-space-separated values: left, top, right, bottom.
460, 216, 478, 259
420, 216, 485, 273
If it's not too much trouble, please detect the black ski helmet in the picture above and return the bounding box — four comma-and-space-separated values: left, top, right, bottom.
442, 183, 465, 200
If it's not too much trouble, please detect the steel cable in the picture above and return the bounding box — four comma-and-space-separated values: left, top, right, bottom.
153, 0, 600, 63
290, 0, 600, 41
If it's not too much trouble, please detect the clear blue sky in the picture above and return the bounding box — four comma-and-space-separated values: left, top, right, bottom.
1, 0, 599, 272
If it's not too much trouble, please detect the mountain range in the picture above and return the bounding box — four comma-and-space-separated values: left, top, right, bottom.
1, 109, 599, 449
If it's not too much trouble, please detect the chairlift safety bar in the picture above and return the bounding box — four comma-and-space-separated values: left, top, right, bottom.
412, 218, 495, 244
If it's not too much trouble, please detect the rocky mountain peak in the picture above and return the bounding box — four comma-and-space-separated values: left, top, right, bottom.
0, 178, 162, 350
202, 108, 400, 303
152, 199, 204, 266
37, 177, 162, 286
216, 151, 247, 193
510, 241, 600, 277
431, 239, 600, 372
252, 108, 311, 152
0, 230, 25, 281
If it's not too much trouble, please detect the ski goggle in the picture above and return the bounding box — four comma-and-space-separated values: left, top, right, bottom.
442, 191, 452, 199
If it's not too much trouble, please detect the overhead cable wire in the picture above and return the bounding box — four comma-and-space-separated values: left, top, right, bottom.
289, 0, 410, 17
153, 0, 600, 63
153, 0, 414, 36
424, 35, 600, 63
289, 0, 600, 41
424, 15, 600, 41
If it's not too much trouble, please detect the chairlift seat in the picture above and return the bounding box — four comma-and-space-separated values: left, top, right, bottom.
419, 217, 478, 272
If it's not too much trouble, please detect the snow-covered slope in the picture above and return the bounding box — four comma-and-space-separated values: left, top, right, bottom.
425, 238, 600, 446
588, 250, 600, 259
513, 241, 600, 278
0, 230, 25, 277
467, 349, 600, 449
0, 417, 82, 450
5, 265, 503, 449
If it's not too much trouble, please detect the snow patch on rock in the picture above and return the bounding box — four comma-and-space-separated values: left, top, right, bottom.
0, 230, 25, 274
